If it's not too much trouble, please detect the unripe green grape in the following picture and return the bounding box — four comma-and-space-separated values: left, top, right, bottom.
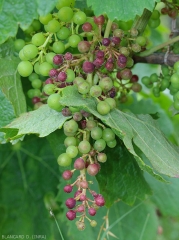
23, 44, 38, 60
97, 153, 107, 163
78, 140, 91, 154
45, 52, 56, 64
32, 32, 46, 46
39, 14, 52, 25
99, 77, 113, 92
120, 47, 130, 57
47, 19, 61, 33
57, 27, 71, 40
73, 77, 85, 85
66, 146, 78, 158
17, 61, 33, 77
64, 131, 76, 137
136, 36, 146, 47
102, 128, 115, 142
73, 11, 87, 25
29, 73, 39, 81
161, 65, 170, 76
91, 127, 103, 140
31, 79, 42, 89
64, 119, 79, 133
131, 43, 141, 53
171, 82, 179, 90
107, 139, 117, 148
86, 120, 97, 131
57, 153, 72, 167
58, 7, 74, 22
90, 220, 97, 227
171, 73, 179, 85
150, 73, 158, 83
90, 85, 102, 97
47, 93, 63, 111
141, 76, 150, 85
66, 69, 75, 82
151, 10, 160, 20
52, 41, 65, 54
174, 61, 179, 71
24, 25, 34, 35
43, 84, 55, 95
126, 57, 134, 68
104, 98, 116, 110
113, 29, 124, 38
94, 139, 106, 152
33, 89, 41, 97
97, 101, 111, 115
169, 85, 179, 95
160, 79, 169, 91
68, 35, 81, 48
39, 62, 53, 76
19, 49, 29, 60
31, 19, 41, 31
64, 136, 77, 147
173, 100, 179, 110
14, 39, 25, 52
148, 18, 160, 28
78, 81, 90, 94
34, 62, 40, 74
27, 89, 35, 98
69, 106, 80, 113
56, 0, 75, 10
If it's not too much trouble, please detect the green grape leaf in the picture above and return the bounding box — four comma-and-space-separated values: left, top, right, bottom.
87, 0, 159, 21
0, 89, 16, 143
104, 200, 158, 240
0, 0, 58, 44
0, 57, 26, 116
0, 105, 71, 139
0, 136, 59, 236
37, 0, 59, 16
0, 39, 15, 58
97, 142, 152, 207
59, 86, 179, 178
145, 173, 179, 217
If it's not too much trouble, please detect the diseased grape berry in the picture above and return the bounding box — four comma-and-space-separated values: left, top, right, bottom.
74, 158, 85, 170
65, 198, 76, 209
66, 210, 76, 220
64, 185, 73, 193
95, 195, 105, 206
82, 22, 92, 32
83, 61, 95, 73
62, 170, 73, 180
88, 208, 96, 216
87, 163, 99, 176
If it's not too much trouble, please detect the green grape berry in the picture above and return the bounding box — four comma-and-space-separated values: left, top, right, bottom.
136, 36, 146, 47
91, 127, 103, 140
97, 101, 111, 115
57, 27, 71, 40
66, 69, 75, 82
68, 34, 81, 48
46, 52, 56, 64
107, 139, 117, 148
53, 41, 65, 54
31, 79, 42, 89
58, 7, 74, 22
94, 139, 106, 152
102, 128, 115, 142
64, 119, 79, 133
17, 61, 33, 77
47, 93, 63, 111
104, 98, 116, 110
23, 44, 38, 60
78, 140, 91, 154
99, 77, 113, 92
14, 39, 25, 52
29, 73, 39, 81
57, 153, 72, 167
39, 62, 53, 76
73, 11, 87, 25
66, 146, 78, 158
32, 32, 46, 46
78, 81, 90, 94
56, 0, 75, 10
39, 14, 52, 25
47, 19, 61, 33
90, 85, 102, 97
64, 136, 77, 147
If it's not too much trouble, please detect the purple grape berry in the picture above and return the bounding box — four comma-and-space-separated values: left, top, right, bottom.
88, 208, 96, 216
65, 198, 76, 209
53, 54, 63, 65
66, 210, 76, 220
64, 185, 73, 193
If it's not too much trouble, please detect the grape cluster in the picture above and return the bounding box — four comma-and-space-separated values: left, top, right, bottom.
141, 61, 179, 110
15, 0, 147, 229
57, 110, 117, 229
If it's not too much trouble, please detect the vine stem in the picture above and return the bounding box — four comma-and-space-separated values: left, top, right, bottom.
104, 19, 113, 38
138, 35, 179, 57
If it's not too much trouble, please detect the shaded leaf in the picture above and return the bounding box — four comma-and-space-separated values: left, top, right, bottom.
59, 86, 179, 179
97, 142, 152, 207
87, 0, 159, 21
0, 57, 26, 116
0, 105, 71, 139
145, 173, 179, 217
